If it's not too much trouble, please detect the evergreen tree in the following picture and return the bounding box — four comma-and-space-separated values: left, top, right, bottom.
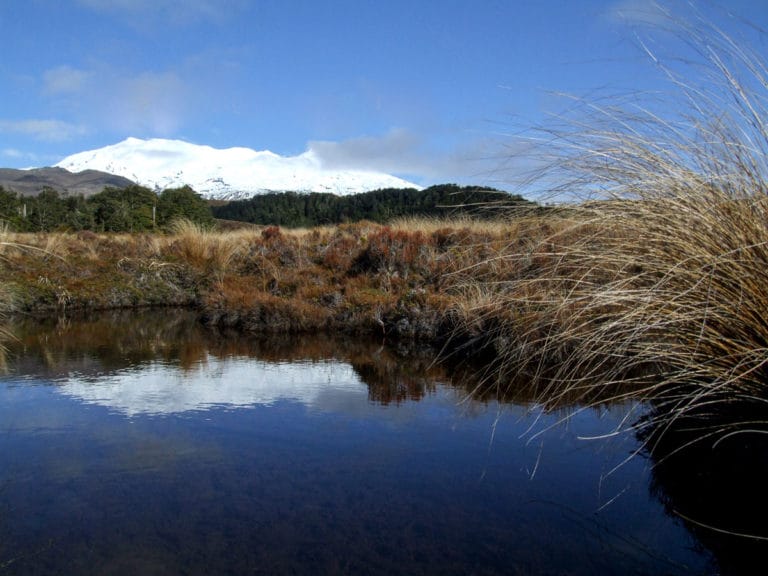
88, 185, 158, 232
156, 185, 214, 228
63, 194, 95, 231
0, 186, 25, 230
27, 188, 68, 231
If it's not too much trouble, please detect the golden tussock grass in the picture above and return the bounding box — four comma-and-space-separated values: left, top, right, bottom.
389, 215, 512, 235
459, 16, 768, 454
168, 218, 241, 284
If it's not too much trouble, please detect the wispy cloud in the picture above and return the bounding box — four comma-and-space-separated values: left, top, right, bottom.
43, 65, 92, 95
0, 119, 87, 141
40, 65, 189, 137
1, 148, 23, 158
1, 148, 42, 164
108, 71, 188, 135
76, 0, 249, 25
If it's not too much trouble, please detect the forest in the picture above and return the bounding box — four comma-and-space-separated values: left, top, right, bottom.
0, 183, 537, 232
211, 184, 536, 227
0, 184, 213, 232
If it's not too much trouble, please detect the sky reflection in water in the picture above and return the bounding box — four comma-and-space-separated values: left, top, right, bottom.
0, 311, 713, 575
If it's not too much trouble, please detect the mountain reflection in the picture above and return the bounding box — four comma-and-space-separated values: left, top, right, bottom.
5, 309, 652, 417
6, 310, 766, 573
4, 310, 457, 415
58, 359, 367, 416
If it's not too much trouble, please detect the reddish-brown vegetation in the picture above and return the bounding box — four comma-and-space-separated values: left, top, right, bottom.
0, 218, 548, 344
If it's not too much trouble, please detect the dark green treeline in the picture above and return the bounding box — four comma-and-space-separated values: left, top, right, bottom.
0, 183, 538, 233
212, 185, 536, 227
0, 184, 213, 232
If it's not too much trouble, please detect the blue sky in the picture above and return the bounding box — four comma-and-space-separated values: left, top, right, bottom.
1, 0, 767, 188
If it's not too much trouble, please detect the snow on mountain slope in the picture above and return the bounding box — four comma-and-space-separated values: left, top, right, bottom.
55, 137, 421, 200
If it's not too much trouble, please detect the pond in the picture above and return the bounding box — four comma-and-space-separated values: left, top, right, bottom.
0, 309, 757, 575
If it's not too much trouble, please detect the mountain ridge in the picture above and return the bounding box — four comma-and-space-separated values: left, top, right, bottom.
0, 167, 135, 197
56, 137, 421, 200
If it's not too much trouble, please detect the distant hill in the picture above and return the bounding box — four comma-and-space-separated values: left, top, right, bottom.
0, 167, 135, 197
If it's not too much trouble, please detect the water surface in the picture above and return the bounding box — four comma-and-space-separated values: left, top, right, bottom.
0, 310, 716, 575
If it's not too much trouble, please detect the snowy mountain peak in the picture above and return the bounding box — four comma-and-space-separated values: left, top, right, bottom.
55, 138, 420, 200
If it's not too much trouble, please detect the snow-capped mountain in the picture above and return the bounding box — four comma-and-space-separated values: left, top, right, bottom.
56, 137, 420, 200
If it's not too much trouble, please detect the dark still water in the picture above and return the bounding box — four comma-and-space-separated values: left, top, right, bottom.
0, 310, 726, 575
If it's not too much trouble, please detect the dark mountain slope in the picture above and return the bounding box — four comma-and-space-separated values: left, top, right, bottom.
0, 167, 135, 197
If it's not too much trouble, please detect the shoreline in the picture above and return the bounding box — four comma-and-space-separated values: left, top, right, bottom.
3, 203, 767, 420
1, 218, 516, 357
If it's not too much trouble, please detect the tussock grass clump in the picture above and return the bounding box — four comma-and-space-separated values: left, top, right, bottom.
389, 215, 514, 236
168, 219, 241, 284
470, 15, 768, 450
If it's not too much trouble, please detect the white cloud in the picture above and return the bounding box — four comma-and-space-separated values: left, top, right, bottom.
43, 65, 92, 95
0, 119, 87, 142
58, 358, 366, 417
308, 128, 518, 187
309, 128, 424, 174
